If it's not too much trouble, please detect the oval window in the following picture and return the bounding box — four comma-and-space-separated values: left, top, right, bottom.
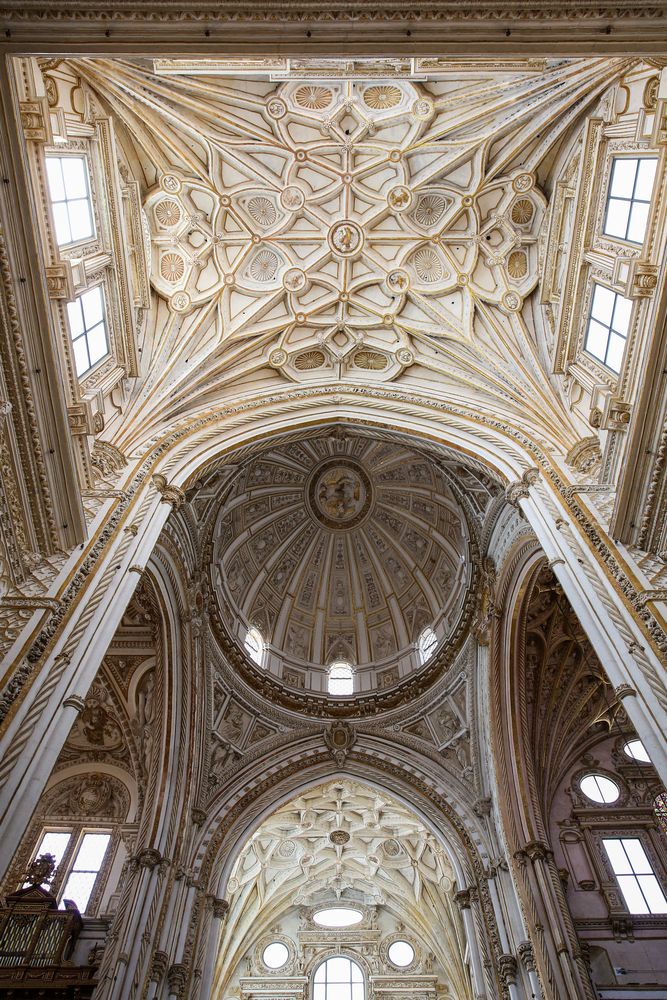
580, 773, 620, 804
623, 739, 651, 763
263, 942, 289, 969
388, 940, 414, 967
313, 907, 363, 928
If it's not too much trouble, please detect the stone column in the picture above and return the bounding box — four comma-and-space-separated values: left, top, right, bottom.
167, 963, 187, 1000
455, 888, 488, 1000
197, 896, 230, 1000
517, 941, 542, 1000
513, 841, 594, 1000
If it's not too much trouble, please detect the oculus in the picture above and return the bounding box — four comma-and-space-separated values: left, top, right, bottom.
313, 907, 363, 928
579, 773, 620, 804
387, 940, 415, 967
262, 942, 289, 969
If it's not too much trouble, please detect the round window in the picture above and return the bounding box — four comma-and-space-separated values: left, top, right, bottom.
579, 773, 620, 804
623, 739, 651, 763
388, 940, 414, 967
312, 907, 363, 928
262, 942, 289, 969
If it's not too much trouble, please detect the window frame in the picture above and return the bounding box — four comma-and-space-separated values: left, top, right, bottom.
44, 152, 96, 249
417, 626, 438, 665
66, 283, 110, 378
584, 282, 632, 375
312, 954, 366, 1000
602, 836, 667, 916
602, 155, 658, 247
24, 824, 113, 916
244, 626, 265, 667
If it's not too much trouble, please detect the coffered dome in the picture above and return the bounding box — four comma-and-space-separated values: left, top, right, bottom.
211, 431, 472, 695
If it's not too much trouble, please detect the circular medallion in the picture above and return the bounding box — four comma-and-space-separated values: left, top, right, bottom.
412, 96, 435, 121
388, 185, 412, 213
169, 291, 191, 313
307, 458, 373, 530
283, 267, 307, 292
160, 173, 182, 194
267, 98, 287, 120
387, 269, 410, 294
328, 220, 364, 258
269, 349, 288, 368
281, 186, 305, 211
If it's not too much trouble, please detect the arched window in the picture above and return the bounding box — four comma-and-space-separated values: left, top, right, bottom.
417, 626, 438, 665
328, 661, 354, 696
313, 956, 364, 1000
244, 626, 264, 667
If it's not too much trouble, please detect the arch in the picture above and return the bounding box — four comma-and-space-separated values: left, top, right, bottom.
187, 753, 504, 1000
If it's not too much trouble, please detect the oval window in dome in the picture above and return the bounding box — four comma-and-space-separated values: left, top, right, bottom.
262, 941, 289, 969
580, 773, 620, 804
623, 739, 651, 763
388, 940, 415, 967
312, 907, 363, 928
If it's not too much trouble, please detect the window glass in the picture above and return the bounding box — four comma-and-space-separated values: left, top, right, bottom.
603, 838, 667, 914
66, 286, 109, 376
60, 832, 110, 913
417, 626, 438, 665
313, 955, 364, 1000
328, 661, 354, 696
604, 157, 657, 244
654, 793, 667, 838
579, 773, 619, 804
623, 739, 651, 763
45, 155, 94, 246
23, 831, 71, 888
244, 627, 264, 666
584, 284, 632, 373
262, 942, 289, 969
388, 940, 414, 967
313, 907, 363, 928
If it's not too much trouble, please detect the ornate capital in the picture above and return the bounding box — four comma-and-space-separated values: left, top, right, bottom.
191, 807, 207, 826
505, 467, 539, 508
614, 683, 637, 700
133, 847, 167, 871
151, 950, 169, 981
209, 896, 230, 921
498, 954, 518, 985
153, 473, 186, 511
454, 886, 478, 911
517, 940, 536, 973
167, 963, 187, 997
63, 694, 86, 714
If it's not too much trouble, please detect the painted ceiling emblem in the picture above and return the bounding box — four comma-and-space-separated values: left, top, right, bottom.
160, 252, 185, 282
309, 458, 373, 530
295, 85, 333, 110
328, 220, 363, 257
388, 185, 412, 212
155, 199, 181, 227
249, 248, 280, 282
247, 196, 278, 227
363, 85, 402, 110
413, 193, 447, 228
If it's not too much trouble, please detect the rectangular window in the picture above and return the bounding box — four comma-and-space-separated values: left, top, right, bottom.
45, 155, 95, 246
603, 838, 667, 915
584, 284, 631, 374
60, 832, 111, 913
23, 830, 71, 888
66, 286, 109, 376
603, 157, 657, 245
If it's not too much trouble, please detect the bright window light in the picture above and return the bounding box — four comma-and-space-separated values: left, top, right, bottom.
388, 940, 415, 967
328, 661, 354, 696
417, 626, 438, 665
603, 157, 657, 245
45, 155, 95, 246
603, 838, 667, 915
60, 832, 110, 913
244, 626, 264, 666
23, 830, 71, 888
584, 284, 631, 374
263, 941, 289, 969
580, 773, 620, 804
66, 286, 109, 376
313, 907, 363, 928
623, 739, 651, 763
313, 955, 364, 1000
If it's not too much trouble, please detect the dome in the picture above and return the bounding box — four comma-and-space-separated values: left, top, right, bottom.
211, 431, 473, 696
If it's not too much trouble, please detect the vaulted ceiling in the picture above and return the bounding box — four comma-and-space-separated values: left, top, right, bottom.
67, 56, 631, 459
